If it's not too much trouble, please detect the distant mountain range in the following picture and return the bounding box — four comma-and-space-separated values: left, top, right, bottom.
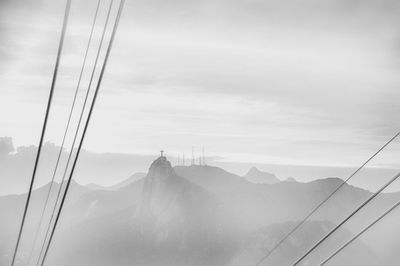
1, 156, 400, 265
243, 166, 280, 184
86, 172, 146, 191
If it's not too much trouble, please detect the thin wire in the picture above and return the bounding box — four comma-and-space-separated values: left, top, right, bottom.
35, 0, 114, 264
292, 171, 400, 265
255, 130, 400, 266
40, 0, 125, 264
320, 190, 400, 265
26, 1, 102, 264
10, 1, 72, 265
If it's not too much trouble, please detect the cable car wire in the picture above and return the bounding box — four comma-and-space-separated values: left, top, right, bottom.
39, 0, 125, 264
320, 190, 400, 265
256, 130, 400, 266
35, 0, 115, 264
292, 171, 400, 265
10, 1, 72, 264
26, 1, 102, 264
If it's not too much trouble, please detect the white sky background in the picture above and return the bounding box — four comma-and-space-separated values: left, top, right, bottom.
1, 0, 400, 174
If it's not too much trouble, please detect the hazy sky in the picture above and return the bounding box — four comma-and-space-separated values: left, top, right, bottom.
1, 0, 400, 170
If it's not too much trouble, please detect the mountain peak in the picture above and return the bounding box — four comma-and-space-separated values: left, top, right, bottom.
244, 167, 279, 184
142, 156, 175, 218
248, 166, 261, 174
148, 155, 173, 178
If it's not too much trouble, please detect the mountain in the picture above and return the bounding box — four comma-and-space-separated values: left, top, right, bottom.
86, 172, 146, 191
174, 164, 250, 195
231, 221, 381, 266
41, 156, 234, 266
243, 166, 280, 184
110, 172, 146, 190
1, 158, 400, 265
0, 180, 91, 265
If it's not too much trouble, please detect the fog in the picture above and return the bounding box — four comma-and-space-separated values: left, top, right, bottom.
1, 155, 400, 265
1, 0, 400, 265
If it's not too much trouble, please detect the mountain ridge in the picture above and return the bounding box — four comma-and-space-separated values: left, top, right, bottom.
243, 166, 280, 184
1, 157, 400, 265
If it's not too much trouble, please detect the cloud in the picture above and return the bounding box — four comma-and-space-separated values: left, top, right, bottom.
1, 0, 400, 169
0, 137, 14, 157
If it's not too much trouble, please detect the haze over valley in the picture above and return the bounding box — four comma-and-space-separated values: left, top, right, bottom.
1, 0, 400, 265
2, 152, 400, 265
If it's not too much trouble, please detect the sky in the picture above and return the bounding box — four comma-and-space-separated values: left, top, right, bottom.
1, 0, 400, 177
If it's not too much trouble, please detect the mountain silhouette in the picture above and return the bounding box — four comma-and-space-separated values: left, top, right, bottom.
86, 172, 146, 191
243, 166, 280, 184
231, 221, 381, 266
27, 156, 230, 266
1, 157, 400, 265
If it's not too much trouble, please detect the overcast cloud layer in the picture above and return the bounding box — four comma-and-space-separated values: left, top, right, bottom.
1, 0, 400, 169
